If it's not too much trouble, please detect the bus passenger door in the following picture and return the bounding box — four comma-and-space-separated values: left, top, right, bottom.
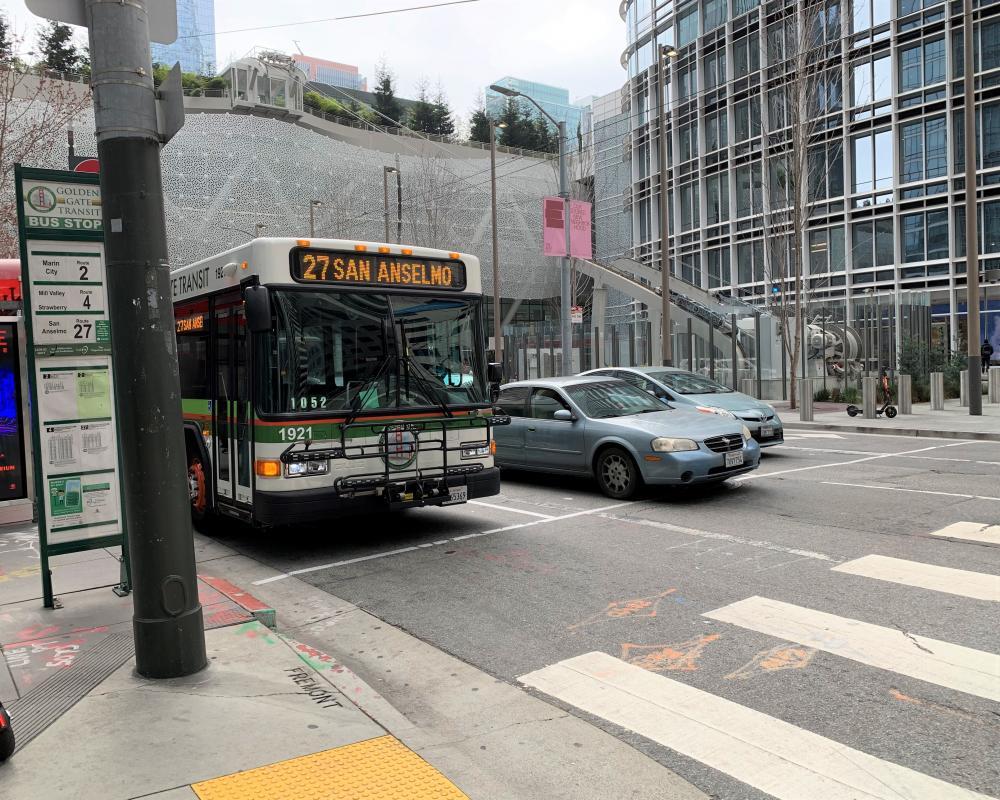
233, 306, 253, 506
213, 299, 235, 504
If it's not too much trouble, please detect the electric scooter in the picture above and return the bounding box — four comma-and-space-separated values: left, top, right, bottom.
846, 371, 897, 418
0, 700, 13, 761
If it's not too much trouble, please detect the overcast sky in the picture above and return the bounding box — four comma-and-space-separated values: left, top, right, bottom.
1, 0, 627, 123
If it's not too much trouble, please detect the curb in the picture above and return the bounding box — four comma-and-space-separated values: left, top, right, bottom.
784, 421, 1000, 442
199, 575, 277, 629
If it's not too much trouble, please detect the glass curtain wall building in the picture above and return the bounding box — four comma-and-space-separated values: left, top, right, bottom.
486, 78, 590, 135
621, 0, 1000, 350
151, 0, 216, 75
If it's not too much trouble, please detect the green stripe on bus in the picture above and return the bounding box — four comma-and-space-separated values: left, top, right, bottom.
252, 417, 487, 443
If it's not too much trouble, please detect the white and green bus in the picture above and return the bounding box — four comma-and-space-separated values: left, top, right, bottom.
171, 237, 507, 527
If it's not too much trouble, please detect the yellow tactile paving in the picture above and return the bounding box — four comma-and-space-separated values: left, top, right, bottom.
191, 735, 469, 800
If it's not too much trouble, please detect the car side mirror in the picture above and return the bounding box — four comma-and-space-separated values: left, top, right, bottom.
244, 285, 271, 333
553, 409, 574, 422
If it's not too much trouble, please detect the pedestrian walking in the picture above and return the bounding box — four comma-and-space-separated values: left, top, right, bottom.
982, 339, 994, 375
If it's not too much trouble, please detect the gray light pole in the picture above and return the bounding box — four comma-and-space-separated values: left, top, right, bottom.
383, 166, 400, 243
657, 43, 678, 367
84, 0, 206, 678
490, 84, 573, 375
489, 119, 508, 364
309, 199, 322, 237
963, 0, 982, 415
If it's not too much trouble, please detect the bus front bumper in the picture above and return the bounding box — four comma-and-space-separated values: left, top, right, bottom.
253, 467, 501, 527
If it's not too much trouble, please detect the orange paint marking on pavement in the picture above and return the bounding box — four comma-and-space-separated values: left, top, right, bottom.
889, 687, 1000, 729
621, 634, 721, 673
725, 645, 817, 680
568, 589, 677, 631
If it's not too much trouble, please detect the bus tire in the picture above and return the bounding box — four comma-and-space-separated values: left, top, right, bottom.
188, 456, 211, 528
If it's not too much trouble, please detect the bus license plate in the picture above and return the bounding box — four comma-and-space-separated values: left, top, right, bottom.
443, 486, 468, 505
760, 425, 774, 437
725, 451, 744, 468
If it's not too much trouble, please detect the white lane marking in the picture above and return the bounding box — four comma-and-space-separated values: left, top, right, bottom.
467, 500, 554, 519
704, 596, 1000, 702
833, 555, 1000, 603
519, 652, 994, 800
930, 522, 1000, 545
783, 432, 845, 440
822, 481, 1000, 503
782, 447, 1000, 466
597, 512, 839, 563
737, 440, 977, 481
252, 501, 635, 584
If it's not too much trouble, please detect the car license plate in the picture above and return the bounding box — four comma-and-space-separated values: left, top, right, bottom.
760, 425, 773, 438
443, 486, 468, 505
725, 451, 744, 468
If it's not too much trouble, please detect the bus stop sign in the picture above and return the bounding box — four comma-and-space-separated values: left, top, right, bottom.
25, 0, 178, 44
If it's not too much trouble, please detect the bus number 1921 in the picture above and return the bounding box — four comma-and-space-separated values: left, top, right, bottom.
278, 426, 313, 442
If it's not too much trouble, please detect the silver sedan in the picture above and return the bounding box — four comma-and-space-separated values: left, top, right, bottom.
493, 376, 761, 499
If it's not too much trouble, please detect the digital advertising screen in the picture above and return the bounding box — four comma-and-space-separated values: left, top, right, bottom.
0, 323, 27, 501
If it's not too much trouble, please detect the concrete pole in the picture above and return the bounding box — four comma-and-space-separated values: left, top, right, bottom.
657, 46, 673, 367
85, 0, 206, 678
898, 374, 912, 414
862, 376, 877, 419
960, 369, 969, 407
382, 167, 392, 243
489, 119, 502, 364
799, 379, 814, 421
989, 366, 1000, 404
558, 120, 573, 376
930, 372, 945, 410
964, 0, 982, 415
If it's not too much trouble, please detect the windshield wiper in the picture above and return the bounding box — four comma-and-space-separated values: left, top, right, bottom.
343, 351, 394, 428
397, 319, 453, 418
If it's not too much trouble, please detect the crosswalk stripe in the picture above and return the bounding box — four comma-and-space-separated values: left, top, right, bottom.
930, 522, 1000, 545
519, 652, 994, 800
703, 596, 1000, 702
832, 555, 1000, 602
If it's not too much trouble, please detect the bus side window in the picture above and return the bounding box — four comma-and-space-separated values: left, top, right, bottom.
175, 299, 210, 400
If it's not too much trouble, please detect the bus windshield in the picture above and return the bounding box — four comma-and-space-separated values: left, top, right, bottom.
256, 290, 488, 414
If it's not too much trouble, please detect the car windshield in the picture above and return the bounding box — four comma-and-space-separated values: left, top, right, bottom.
256, 290, 488, 414
566, 381, 666, 419
647, 370, 733, 395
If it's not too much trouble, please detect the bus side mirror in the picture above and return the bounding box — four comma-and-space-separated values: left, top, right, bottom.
487, 362, 503, 383
244, 285, 271, 333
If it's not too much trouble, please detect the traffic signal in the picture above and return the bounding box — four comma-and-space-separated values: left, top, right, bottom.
771, 283, 781, 297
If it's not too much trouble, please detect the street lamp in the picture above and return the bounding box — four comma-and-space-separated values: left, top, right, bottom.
657, 43, 679, 367
309, 200, 322, 237
383, 166, 402, 243
489, 119, 508, 365
490, 83, 573, 376
962, 0, 982, 415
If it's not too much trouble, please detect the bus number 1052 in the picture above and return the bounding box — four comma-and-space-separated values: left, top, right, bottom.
289, 397, 328, 410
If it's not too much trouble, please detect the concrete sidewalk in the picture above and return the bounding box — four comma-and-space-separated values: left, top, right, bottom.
777, 398, 1000, 441
0, 522, 709, 800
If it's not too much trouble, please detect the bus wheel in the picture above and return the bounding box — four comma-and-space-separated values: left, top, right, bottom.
188, 458, 209, 524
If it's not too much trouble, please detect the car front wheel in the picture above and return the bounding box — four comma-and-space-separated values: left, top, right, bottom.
596, 447, 641, 499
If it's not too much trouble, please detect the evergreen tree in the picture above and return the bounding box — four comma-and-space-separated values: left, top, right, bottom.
0, 15, 12, 63
497, 98, 532, 148
469, 107, 491, 143
372, 61, 403, 125
36, 21, 82, 73
531, 115, 559, 154
431, 85, 454, 137
407, 81, 437, 133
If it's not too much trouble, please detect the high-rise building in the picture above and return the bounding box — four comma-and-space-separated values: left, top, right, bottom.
293, 55, 368, 91
151, 0, 216, 75
486, 77, 589, 135
621, 0, 1000, 355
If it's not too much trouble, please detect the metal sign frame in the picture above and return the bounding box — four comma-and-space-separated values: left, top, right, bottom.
24, 0, 178, 44
14, 165, 131, 608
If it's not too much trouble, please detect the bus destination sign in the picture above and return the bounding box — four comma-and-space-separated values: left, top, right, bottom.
292, 249, 467, 291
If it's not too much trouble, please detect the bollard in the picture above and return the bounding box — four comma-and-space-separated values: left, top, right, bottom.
990, 367, 1000, 404
739, 378, 756, 398
960, 370, 969, 407
799, 379, 814, 421
862, 376, 877, 419
898, 374, 912, 415
930, 372, 944, 410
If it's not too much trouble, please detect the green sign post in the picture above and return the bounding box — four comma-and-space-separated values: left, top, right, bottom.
14, 165, 130, 608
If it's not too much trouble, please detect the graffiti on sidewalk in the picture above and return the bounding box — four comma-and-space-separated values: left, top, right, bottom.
621, 634, 721, 673
285, 665, 343, 709
2, 623, 111, 689
725, 644, 817, 681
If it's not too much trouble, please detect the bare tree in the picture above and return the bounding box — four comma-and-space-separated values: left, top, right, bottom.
760, 0, 842, 408
0, 48, 91, 256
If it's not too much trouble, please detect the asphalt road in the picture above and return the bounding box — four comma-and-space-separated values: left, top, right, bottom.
218, 432, 1000, 800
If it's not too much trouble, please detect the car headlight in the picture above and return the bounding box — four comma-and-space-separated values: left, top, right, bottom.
741, 425, 753, 441
462, 444, 491, 459
651, 437, 699, 452
696, 405, 737, 419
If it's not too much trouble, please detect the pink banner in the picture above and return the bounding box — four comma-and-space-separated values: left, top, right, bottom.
542, 196, 566, 257
569, 200, 593, 260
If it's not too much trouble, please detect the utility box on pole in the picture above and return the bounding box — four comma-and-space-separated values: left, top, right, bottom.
27, 0, 206, 678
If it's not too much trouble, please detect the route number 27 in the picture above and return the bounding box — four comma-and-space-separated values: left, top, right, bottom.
73, 322, 93, 339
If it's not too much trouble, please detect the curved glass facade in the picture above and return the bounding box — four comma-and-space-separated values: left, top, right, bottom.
621, 0, 1000, 348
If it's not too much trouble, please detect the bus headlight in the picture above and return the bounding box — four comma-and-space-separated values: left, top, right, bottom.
284, 461, 329, 477
307, 461, 328, 474
285, 462, 308, 477
462, 444, 491, 459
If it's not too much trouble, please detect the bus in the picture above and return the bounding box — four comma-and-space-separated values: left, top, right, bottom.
171, 237, 508, 527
